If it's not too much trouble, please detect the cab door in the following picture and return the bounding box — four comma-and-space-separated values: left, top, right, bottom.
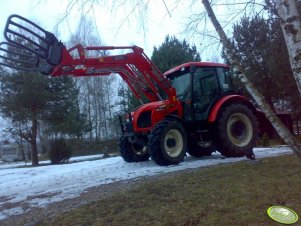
192, 67, 219, 121
170, 69, 193, 121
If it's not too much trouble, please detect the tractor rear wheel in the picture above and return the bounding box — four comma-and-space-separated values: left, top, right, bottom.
214, 104, 258, 157
148, 120, 187, 166
119, 136, 150, 162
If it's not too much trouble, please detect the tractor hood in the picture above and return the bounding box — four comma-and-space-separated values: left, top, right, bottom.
133, 100, 167, 119
130, 100, 182, 133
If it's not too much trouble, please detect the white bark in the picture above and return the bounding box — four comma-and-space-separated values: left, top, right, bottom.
278, 0, 301, 96
202, 0, 301, 160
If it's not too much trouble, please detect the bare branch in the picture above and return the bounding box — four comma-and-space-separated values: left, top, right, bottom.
162, 0, 172, 17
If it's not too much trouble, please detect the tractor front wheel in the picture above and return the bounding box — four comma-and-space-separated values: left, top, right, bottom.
214, 104, 258, 157
148, 120, 187, 166
119, 136, 150, 162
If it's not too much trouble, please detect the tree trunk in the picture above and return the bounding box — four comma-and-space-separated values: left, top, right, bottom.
17, 124, 26, 161
277, 0, 301, 96
100, 78, 108, 138
31, 111, 39, 166
92, 78, 99, 140
84, 79, 93, 142
202, 0, 301, 160
105, 77, 113, 120
105, 77, 113, 137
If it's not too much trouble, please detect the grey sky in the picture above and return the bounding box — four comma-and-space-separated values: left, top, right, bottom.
0, 0, 267, 137
0, 0, 187, 56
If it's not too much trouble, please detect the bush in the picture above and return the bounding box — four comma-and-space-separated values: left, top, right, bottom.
49, 138, 72, 164
69, 138, 119, 156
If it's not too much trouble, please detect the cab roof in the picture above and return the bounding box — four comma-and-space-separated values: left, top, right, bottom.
163, 62, 229, 77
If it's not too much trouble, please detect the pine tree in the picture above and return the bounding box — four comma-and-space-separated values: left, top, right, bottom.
0, 39, 86, 165
151, 35, 201, 73
228, 15, 300, 114
43, 75, 89, 138
0, 70, 86, 165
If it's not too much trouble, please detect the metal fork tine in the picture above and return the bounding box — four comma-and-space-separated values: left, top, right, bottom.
0, 60, 37, 72
6, 29, 47, 57
0, 55, 37, 67
0, 42, 39, 71
0, 44, 37, 60
4, 15, 55, 59
8, 20, 48, 43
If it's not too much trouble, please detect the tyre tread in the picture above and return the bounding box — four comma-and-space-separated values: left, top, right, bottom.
148, 119, 186, 166
214, 103, 258, 157
119, 136, 150, 162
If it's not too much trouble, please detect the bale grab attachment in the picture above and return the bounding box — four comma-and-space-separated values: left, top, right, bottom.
0, 14, 176, 103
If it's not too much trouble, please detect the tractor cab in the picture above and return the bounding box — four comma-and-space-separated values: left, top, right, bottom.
164, 62, 234, 121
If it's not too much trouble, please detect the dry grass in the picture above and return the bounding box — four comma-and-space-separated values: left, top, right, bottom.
41, 154, 301, 226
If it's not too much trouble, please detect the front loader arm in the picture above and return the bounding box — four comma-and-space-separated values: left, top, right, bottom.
0, 14, 175, 103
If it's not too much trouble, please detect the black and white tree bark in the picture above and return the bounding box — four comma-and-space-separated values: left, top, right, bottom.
202, 0, 301, 160
277, 0, 301, 96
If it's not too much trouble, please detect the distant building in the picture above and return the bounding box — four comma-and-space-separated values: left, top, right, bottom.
0, 143, 32, 162
0, 141, 43, 162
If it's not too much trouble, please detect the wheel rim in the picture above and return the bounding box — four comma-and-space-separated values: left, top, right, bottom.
227, 113, 253, 147
131, 143, 148, 156
164, 129, 183, 157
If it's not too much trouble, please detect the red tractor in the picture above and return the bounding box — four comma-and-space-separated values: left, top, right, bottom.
0, 15, 259, 165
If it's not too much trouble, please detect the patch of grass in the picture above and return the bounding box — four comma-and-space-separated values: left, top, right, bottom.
41, 155, 301, 226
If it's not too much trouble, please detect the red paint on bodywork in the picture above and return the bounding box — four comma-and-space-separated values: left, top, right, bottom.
132, 99, 183, 133
208, 95, 251, 122
164, 62, 229, 77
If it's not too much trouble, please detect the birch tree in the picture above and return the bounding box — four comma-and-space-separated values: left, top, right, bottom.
277, 0, 301, 96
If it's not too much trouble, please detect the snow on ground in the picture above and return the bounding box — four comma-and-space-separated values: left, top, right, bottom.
0, 154, 104, 170
0, 146, 292, 220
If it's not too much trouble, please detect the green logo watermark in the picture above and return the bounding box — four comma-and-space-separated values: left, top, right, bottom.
267, 206, 298, 224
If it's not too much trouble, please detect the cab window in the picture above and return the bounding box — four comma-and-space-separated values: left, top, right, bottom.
217, 67, 232, 92
171, 72, 191, 101
193, 67, 218, 97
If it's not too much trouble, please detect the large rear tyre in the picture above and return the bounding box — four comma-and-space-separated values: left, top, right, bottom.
214, 104, 258, 157
148, 120, 187, 166
119, 136, 150, 162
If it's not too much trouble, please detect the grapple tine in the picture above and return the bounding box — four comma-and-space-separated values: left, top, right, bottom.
0, 42, 41, 72
4, 14, 62, 64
